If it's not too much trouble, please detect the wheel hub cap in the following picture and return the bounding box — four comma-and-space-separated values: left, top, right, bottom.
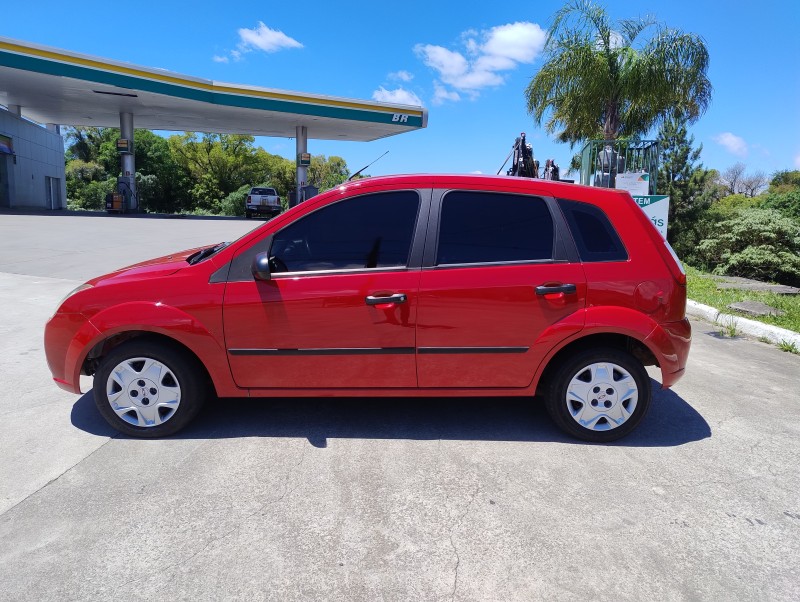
106, 357, 181, 427
565, 362, 638, 431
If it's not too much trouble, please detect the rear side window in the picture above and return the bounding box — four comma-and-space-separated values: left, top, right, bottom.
437, 191, 554, 265
558, 198, 628, 262
271, 190, 420, 272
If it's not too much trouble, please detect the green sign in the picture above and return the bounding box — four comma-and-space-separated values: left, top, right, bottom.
631, 194, 668, 207
631, 195, 670, 238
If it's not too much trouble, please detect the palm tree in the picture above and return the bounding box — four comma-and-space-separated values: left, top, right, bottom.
526, 0, 712, 144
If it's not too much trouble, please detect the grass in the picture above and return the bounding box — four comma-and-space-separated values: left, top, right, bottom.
778, 340, 799, 354
685, 266, 800, 334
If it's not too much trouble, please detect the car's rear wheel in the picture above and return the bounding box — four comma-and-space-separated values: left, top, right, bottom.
544, 348, 651, 442
93, 339, 208, 438
245, 210, 253, 219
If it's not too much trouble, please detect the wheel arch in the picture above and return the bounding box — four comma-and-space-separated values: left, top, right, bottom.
534, 332, 657, 398
82, 330, 217, 396
66, 301, 240, 397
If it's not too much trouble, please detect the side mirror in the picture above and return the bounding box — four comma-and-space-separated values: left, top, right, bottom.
251, 252, 272, 281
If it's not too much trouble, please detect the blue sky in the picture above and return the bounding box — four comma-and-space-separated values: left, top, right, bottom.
4, 0, 799, 180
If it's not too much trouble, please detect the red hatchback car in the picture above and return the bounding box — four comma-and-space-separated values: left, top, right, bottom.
45, 175, 690, 442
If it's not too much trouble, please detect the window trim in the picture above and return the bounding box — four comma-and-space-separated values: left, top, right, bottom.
224, 188, 430, 282
423, 189, 570, 268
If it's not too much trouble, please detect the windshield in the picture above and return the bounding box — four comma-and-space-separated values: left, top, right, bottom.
251, 188, 277, 196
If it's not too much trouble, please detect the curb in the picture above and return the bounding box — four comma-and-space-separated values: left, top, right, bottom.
686, 299, 800, 347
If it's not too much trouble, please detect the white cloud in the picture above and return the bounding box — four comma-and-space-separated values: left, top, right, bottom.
415, 21, 546, 102
389, 70, 414, 82
713, 132, 748, 157
372, 86, 423, 106
432, 81, 461, 105
470, 170, 483, 174
482, 22, 546, 63
794, 153, 800, 169
237, 22, 303, 53
214, 22, 303, 63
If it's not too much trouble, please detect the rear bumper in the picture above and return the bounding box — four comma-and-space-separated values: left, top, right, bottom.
645, 318, 692, 388
246, 205, 281, 216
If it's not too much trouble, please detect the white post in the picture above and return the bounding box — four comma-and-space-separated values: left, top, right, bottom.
296, 125, 308, 205
119, 112, 137, 210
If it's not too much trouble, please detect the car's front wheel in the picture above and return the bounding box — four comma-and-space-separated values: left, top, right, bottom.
544, 348, 651, 442
93, 339, 208, 438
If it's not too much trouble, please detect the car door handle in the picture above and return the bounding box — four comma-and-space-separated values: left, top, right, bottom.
365, 293, 407, 306
535, 284, 577, 295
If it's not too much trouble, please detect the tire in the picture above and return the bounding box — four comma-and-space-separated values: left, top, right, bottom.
544, 347, 651, 443
245, 210, 253, 219
93, 339, 209, 438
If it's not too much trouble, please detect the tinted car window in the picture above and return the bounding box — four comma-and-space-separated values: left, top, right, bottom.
557, 198, 628, 262
436, 191, 554, 265
270, 191, 420, 272
251, 188, 277, 195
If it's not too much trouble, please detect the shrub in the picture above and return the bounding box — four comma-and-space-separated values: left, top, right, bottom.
67, 178, 116, 210
759, 190, 800, 220
219, 184, 257, 217
695, 208, 800, 286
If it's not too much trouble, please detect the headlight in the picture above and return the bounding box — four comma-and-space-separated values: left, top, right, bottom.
55, 283, 94, 310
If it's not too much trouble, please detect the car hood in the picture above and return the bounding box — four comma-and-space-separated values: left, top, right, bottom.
87, 246, 207, 286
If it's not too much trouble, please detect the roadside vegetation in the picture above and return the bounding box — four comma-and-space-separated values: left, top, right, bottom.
686, 266, 800, 334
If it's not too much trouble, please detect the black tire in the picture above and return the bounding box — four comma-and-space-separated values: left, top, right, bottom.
245, 211, 253, 219
93, 339, 209, 438
544, 347, 651, 443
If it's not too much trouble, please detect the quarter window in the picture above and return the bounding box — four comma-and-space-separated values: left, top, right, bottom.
557, 198, 628, 262
270, 191, 420, 272
436, 191, 554, 265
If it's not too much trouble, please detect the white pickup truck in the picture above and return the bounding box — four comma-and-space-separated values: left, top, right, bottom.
245, 187, 282, 219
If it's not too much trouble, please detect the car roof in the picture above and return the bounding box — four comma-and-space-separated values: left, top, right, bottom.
336, 173, 633, 204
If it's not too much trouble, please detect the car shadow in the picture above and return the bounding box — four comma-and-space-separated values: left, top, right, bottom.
71, 381, 711, 448
71, 378, 710, 448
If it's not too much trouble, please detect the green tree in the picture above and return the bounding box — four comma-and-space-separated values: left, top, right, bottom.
768, 170, 800, 194
307, 155, 350, 191
657, 117, 715, 257
525, 0, 712, 143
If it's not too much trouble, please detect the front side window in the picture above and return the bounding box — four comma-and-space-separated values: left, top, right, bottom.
436, 191, 554, 265
270, 191, 420, 272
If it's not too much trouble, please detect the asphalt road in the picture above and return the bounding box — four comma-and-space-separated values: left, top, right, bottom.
0, 212, 798, 601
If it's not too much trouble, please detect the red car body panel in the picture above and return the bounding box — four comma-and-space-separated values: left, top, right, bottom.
44, 174, 690, 403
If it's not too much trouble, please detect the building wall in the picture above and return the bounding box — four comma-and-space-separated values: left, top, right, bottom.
0, 109, 66, 209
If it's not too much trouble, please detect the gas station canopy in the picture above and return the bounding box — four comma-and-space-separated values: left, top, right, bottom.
0, 36, 427, 140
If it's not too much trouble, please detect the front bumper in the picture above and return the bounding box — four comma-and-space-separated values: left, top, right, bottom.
44, 312, 100, 394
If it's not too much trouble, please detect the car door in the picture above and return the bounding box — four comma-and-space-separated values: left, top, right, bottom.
416, 188, 586, 388
223, 189, 427, 389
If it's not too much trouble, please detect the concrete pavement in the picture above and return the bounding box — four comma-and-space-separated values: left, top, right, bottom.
0, 213, 798, 601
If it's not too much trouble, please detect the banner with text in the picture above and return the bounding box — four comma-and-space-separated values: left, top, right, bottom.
631, 195, 670, 238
